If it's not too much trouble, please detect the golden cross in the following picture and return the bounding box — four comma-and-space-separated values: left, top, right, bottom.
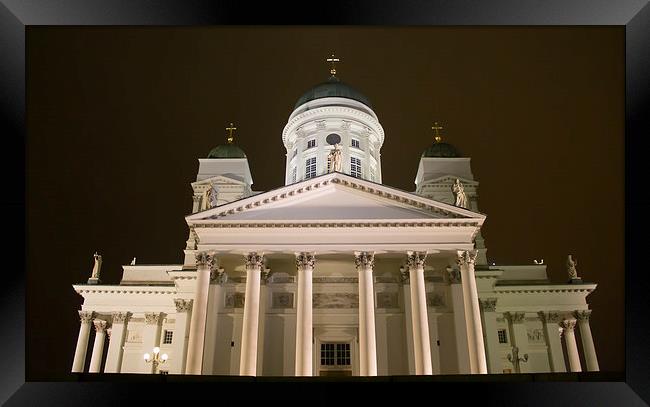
226, 122, 237, 144
431, 122, 444, 142
326, 53, 340, 76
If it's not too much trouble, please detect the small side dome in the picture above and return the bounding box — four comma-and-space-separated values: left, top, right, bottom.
207, 144, 247, 159
422, 141, 461, 158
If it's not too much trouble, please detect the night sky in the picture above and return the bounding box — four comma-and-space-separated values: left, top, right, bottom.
26, 27, 623, 379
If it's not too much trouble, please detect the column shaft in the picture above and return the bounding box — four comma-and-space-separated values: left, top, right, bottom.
562, 319, 582, 372
407, 251, 432, 375
185, 251, 214, 374
479, 299, 501, 374
89, 319, 107, 373
240, 252, 263, 376
458, 250, 487, 374
575, 311, 599, 371
142, 313, 164, 373
71, 311, 94, 373
539, 312, 566, 372
172, 300, 193, 374
295, 253, 314, 376
507, 313, 531, 373
448, 271, 471, 374
401, 269, 416, 374
104, 312, 130, 373
356, 252, 377, 376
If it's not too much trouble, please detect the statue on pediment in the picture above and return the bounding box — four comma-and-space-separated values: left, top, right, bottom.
452, 179, 468, 208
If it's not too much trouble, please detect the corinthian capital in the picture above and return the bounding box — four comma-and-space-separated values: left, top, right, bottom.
560, 319, 577, 331
112, 311, 131, 324
406, 251, 427, 269
93, 319, 107, 333
295, 252, 315, 270
195, 251, 216, 270
144, 312, 164, 325
354, 252, 375, 270
456, 250, 478, 267
79, 310, 94, 324
174, 299, 193, 313
505, 312, 526, 324
245, 252, 265, 270
479, 298, 497, 312
538, 311, 562, 324
574, 310, 592, 322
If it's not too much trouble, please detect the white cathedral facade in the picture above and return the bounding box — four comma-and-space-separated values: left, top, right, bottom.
71, 66, 600, 377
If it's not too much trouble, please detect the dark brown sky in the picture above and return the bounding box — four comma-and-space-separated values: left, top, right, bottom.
26, 26, 624, 379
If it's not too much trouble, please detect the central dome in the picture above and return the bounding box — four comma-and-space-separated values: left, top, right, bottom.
294, 75, 372, 109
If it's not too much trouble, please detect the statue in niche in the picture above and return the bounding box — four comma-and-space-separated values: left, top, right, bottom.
452, 178, 468, 208
328, 144, 342, 173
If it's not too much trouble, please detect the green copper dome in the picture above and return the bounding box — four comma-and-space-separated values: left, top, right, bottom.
294, 75, 372, 109
422, 141, 461, 158
207, 143, 247, 159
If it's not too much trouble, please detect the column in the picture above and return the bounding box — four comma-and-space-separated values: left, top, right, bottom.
104, 312, 131, 373
355, 251, 378, 376
574, 310, 599, 371
538, 311, 566, 372
561, 319, 582, 372
295, 252, 315, 376
71, 310, 94, 373
479, 298, 501, 374
191, 194, 202, 214
406, 251, 432, 375
240, 252, 264, 376
185, 251, 214, 374
89, 319, 108, 373
400, 267, 416, 374
257, 268, 271, 374
142, 312, 164, 373
457, 250, 488, 374
505, 312, 531, 373
447, 266, 471, 374
172, 299, 193, 374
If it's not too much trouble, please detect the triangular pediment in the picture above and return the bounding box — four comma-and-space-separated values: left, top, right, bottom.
187, 173, 484, 224
191, 174, 247, 188
422, 175, 478, 186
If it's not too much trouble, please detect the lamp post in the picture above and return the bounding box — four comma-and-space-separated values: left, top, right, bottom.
144, 347, 168, 373
507, 346, 529, 373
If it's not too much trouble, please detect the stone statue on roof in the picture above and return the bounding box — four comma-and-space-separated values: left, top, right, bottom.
328, 144, 342, 173
452, 178, 468, 208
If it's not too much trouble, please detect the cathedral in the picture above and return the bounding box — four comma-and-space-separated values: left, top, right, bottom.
71, 58, 599, 377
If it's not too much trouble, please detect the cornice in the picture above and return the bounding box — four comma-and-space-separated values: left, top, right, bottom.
494, 284, 596, 294
283, 106, 384, 145
73, 285, 177, 295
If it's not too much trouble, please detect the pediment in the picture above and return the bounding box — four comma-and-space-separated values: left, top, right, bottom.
187, 173, 485, 224
422, 175, 478, 186
191, 174, 247, 188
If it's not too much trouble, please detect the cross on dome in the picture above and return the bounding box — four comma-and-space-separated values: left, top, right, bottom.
326, 53, 340, 76
226, 122, 237, 144
431, 122, 444, 143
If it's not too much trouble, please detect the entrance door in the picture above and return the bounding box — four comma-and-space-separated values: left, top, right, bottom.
318, 342, 352, 376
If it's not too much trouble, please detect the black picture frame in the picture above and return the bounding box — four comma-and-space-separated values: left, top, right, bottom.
2, 0, 649, 405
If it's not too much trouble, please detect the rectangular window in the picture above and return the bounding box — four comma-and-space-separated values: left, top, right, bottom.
307, 139, 316, 149
351, 139, 360, 148
305, 157, 316, 179
320, 343, 351, 367
497, 329, 508, 344
163, 330, 173, 344
350, 157, 362, 178
291, 166, 297, 183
